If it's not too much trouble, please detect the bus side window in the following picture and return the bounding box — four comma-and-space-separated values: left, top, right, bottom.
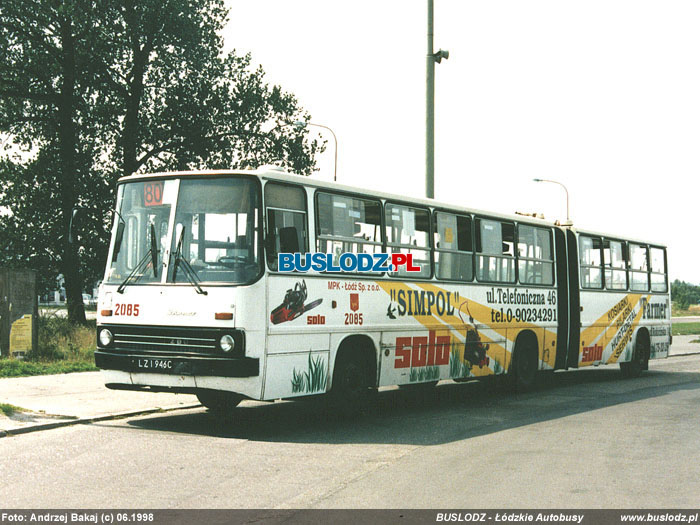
315, 192, 383, 271
579, 235, 603, 289
475, 218, 515, 283
603, 239, 628, 290
265, 182, 307, 271
385, 203, 431, 278
517, 225, 554, 285
278, 226, 300, 253
650, 247, 667, 292
630, 243, 650, 291
434, 211, 473, 281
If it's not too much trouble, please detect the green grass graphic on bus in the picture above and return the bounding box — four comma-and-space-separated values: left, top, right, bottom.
291, 354, 328, 393
449, 348, 471, 379
409, 365, 440, 383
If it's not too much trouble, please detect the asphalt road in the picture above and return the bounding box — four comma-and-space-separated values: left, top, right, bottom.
1, 354, 699, 509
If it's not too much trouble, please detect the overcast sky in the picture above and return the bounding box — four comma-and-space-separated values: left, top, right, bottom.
223, 0, 699, 284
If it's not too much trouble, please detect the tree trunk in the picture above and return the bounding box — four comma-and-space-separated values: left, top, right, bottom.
121, 1, 148, 179
122, 82, 141, 177
57, 14, 86, 325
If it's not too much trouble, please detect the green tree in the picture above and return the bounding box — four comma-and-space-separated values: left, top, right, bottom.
0, 0, 103, 322
671, 280, 700, 310
0, 0, 322, 323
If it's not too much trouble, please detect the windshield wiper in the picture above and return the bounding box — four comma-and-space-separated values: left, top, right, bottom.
172, 226, 208, 295
110, 211, 126, 263
117, 223, 159, 294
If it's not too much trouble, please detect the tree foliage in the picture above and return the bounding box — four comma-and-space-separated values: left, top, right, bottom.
0, 0, 323, 322
671, 280, 700, 310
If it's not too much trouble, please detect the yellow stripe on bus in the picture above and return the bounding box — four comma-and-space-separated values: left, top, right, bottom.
417, 283, 556, 369
606, 295, 648, 365
579, 294, 643, 349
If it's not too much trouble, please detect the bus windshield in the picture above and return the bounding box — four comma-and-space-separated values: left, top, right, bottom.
105, 176, 261, 286
169, 177, 261, 284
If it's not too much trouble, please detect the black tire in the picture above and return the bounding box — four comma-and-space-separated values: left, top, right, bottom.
511, 338, 538, 392
331, 353, 373, 411
620, 336, 648, 378
196, 390, 242, 415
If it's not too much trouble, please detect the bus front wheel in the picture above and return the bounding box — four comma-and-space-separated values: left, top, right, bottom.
196, 390, 242, 415
331, 353, 373, 410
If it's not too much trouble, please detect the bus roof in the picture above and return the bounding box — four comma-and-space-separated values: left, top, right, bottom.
118, 168, 666, 248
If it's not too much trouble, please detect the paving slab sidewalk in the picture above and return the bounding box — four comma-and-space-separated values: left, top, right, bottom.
0, 371, 199, 435
670, 334, 700, 356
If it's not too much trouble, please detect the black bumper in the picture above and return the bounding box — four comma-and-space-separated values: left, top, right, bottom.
95, 350, 259, 378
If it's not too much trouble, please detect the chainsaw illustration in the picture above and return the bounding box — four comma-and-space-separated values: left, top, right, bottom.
458, 299, 490, 368
270, 280, 323, 325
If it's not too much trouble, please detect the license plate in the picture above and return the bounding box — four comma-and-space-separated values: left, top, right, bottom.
134, 357, 175, 371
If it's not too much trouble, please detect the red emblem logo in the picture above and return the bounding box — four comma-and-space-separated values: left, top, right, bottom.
350, 293, 359, 312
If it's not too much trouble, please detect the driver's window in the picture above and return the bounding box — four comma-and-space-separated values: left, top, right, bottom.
265, 182, 308, 270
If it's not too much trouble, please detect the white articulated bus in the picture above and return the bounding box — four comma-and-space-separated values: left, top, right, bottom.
94, 168, 671, 412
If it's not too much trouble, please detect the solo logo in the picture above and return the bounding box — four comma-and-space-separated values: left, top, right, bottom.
395, 331, 451, 369
278, 252, 421, 273
582, 343, 603, 362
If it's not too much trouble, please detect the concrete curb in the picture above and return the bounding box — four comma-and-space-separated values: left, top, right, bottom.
0, 403, 201, 438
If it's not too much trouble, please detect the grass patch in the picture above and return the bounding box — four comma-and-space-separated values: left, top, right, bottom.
672, 322, 700, 336
672, 303, 700, 317
0, 403, 26, 417
0, 312, 97, 377
0, 359, 97, 378
691, 339, 700, 344
33, 313, 96, 362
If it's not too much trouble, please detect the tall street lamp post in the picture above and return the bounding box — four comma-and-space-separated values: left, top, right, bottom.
426, 0, 449, 199
533, 178, 573, 226
291, 121, 338, 182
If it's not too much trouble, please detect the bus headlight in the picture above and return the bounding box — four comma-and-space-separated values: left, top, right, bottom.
219, 334, 235, 353
99, 329, 113, 347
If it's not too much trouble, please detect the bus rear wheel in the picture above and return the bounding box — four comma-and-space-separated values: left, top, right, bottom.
196, 390, 242, 415
510, 338, 538, 392
620, 337, 648, 378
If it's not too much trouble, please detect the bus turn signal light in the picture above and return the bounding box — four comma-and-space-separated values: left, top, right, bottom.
101, 309, 113, 317
215, 312, 233, 320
